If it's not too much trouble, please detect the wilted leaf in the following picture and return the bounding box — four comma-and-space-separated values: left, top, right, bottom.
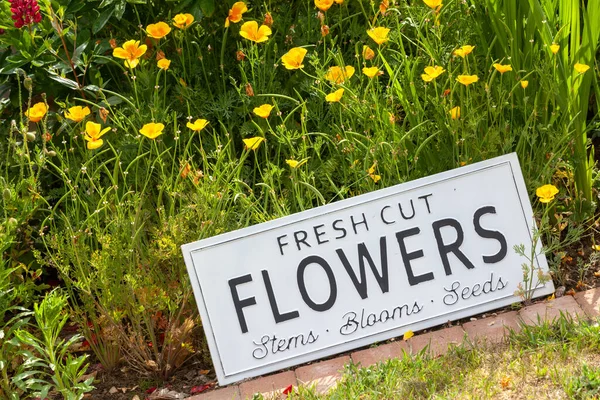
190, 385, 210, 394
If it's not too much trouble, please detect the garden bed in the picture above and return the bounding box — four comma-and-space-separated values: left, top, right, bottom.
1, 0, 599, 399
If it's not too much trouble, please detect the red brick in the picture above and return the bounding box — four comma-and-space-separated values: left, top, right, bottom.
574, 287, 600, 318
406, 326, 465, 357
188, 385, 240, 400
462, 311, 520, 344
351, 341, 408, 368
295, 356, 350, 394
518, 296, 584, 325
239, 371, 296, 400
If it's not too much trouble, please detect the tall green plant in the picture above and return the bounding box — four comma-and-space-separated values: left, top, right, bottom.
483, 0, 600, 205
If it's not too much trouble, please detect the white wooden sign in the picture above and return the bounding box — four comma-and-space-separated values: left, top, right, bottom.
182, 153, 554, 385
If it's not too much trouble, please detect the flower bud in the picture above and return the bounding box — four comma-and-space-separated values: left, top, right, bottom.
23, 77, 32, 91
3, 188, 11, 201
26, 131, 36, 142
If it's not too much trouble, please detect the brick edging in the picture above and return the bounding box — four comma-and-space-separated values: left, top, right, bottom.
191, 288, 600, 400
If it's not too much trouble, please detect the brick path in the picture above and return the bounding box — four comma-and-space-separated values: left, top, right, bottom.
191, 288, 600, 400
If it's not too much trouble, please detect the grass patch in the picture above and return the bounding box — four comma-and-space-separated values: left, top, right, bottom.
289, 315, 600, 399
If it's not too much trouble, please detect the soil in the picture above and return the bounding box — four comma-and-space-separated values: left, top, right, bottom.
88, 354, 217, 399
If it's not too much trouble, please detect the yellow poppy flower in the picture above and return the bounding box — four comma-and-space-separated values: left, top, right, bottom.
64, 106, 91, 122
186, 119, 209, 132
24, 102, 47, 123
157, 59, 171, 70
139, 122, 165, 139
325, 88, 344, 102
362, 45, 375, 60
536, 184, 559, 203
334, 0, 344, 3
243, 137, 265, 150
421, 65, 445, 82
423, 0, 442, 9
403, 330, 414, 340
449, 106, 460, 120
225, 2, 248, 27
520, 80, 529, 89
324, 65, 355, 83
286, 159, 308, 168
113, 40, 147, 68
173, 13, 194, 29
315, 0, 334, 11
281, 47, 308, 70
574, 63, 590, 74
84, 121, 110, 150
549, 43, 559, 54
370, 174, 381, 183
453, 45, 475, 58
253, 104, 274, 118
239, 21, 272, 43
493, 63, 512, 74
146, 22, 171, 39
367, 27, 390, 45
362, 66, 381, 78
456, 74, 479, 86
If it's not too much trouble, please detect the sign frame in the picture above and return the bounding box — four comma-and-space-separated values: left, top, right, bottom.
182, 153, 554, 385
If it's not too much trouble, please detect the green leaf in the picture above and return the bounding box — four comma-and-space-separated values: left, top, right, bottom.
6, 54, 27, 64
72, 42, 89, 64
114, 0, 126, 20
93, 8, 115, 34
99, 0, 116, 7
198, 0, 215, 17
48, 74, 79, 90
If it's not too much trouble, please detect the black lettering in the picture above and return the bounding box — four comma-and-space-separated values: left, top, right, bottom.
351, 213, 369, 234
285, 334, 303, 351
333, 219, 347, 239
297, 255, 337, 312
380, 205, 395, 225
432, 218, 476, 275
277, 235, 288, 256
395, 227, 434, 286
473, 206, 508, 264
307, 331, 319, 344
336, 237, 389, 300
276, 338, 288, 352
483, 274, 494, 292
313, 224, 329, 245
461, 286, 471, 300
261, 270, 300, 324
497, 276, 508, 290
418, 193, 433, 213
340, 311, 359, 335
411, 301, 424, 314
294, 230, 311, 251
252, 335, 270, 359
380, 309, 390, 322
391, 304, 409, 319
229, 274, 257, 334
443, 281, 460, 305
398, 199, 416, 219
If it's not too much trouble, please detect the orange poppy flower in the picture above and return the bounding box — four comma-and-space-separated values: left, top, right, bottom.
225, 2, 248, 27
